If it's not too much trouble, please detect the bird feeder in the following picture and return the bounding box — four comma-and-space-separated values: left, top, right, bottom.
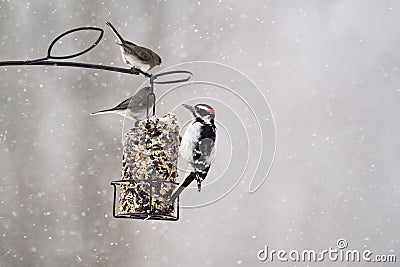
111, 70, 192, 221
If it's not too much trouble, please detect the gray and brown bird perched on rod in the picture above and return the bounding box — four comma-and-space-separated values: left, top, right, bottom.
90, 86, 153, 121
170, 104, 217, 202
106, 21, 162, 74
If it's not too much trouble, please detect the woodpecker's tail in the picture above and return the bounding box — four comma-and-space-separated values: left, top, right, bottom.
106, 21, 125, 44
169, 166, 210, 202
170, 172, 196, 202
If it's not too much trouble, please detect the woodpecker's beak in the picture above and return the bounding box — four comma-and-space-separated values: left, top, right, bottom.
182, 104, 192, 110
182, 103, 196, 117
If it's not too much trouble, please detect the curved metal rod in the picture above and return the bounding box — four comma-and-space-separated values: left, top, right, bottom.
151, 70, 193, 84
0, 26, 150, 76
47, 27, 103, 60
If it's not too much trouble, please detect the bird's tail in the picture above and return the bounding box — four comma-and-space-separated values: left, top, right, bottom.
106, 21, 125, 44
90, 109, 117, 116
170, 172, 196, 203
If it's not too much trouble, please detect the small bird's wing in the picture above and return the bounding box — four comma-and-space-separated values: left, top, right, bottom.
91, 96, 133, 114
111, 86, 152, 111
126, 86, 153, 109
129, 46, 153, 62
92, 86, 152, 114
111, 97, 133, 110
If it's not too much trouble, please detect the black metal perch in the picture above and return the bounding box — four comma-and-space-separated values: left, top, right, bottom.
111, 179, 180, 221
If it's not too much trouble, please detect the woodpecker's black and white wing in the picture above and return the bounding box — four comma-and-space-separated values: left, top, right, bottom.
192, 123, 216, 190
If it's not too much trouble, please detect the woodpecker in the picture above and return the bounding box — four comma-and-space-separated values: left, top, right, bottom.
170, 103, 216, 202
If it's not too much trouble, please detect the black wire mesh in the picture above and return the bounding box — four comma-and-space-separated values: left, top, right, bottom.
111, 179, 179, 221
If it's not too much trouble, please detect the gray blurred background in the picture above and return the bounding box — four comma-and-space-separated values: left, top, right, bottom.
1, 0, 399, 266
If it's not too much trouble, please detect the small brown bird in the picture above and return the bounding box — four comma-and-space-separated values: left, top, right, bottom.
106, 21, 162, 73
90, 86, 153, 121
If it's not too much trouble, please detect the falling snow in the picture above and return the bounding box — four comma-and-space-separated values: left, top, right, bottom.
0, 1, 399, 267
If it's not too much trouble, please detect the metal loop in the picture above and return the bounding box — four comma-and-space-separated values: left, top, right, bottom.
150, 70, 193, 85
47, 26, 104, 60
146, 70, 192, 117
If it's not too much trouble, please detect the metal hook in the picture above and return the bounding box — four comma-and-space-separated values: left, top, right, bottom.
150, 70, 193, 85
146, 91, 156, 119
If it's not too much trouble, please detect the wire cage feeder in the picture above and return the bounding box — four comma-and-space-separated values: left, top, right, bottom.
111, 71, 192, 221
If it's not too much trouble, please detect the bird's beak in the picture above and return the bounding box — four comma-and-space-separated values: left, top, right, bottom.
182, 103, 192, 110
